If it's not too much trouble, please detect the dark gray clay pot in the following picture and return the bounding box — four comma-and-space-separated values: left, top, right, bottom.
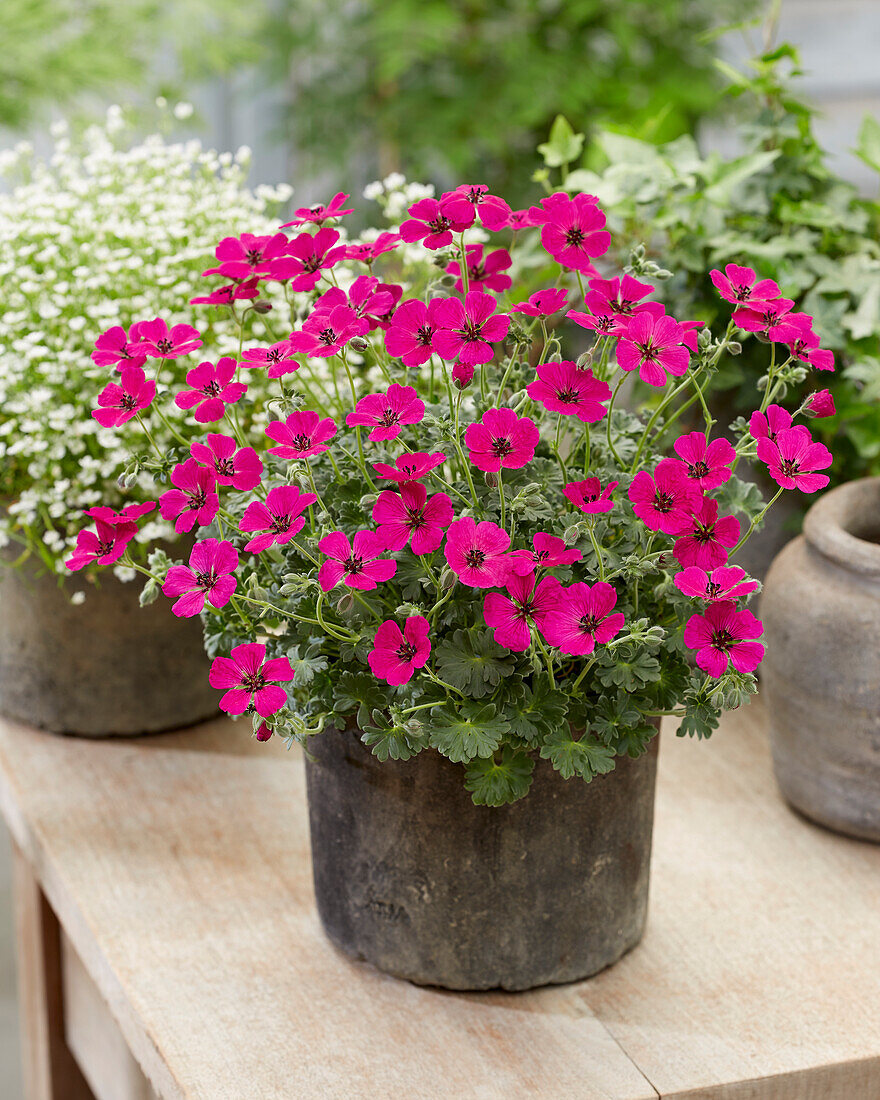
761, 477, 880, 841
0, 552, 218, 737
305, 723, 659, 990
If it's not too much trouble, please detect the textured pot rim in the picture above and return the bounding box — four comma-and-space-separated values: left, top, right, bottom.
803, 477, 880, 578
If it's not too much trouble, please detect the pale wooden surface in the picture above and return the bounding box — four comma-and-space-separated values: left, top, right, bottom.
0, 699, 878, 1100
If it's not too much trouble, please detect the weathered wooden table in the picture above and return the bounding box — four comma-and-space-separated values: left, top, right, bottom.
1, 697, 878, 1100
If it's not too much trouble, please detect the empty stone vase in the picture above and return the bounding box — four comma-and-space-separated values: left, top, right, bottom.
305, 722, 659, 991
761, 477, 880, 841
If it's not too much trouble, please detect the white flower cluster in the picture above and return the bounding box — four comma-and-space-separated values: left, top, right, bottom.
0, 107, 291, 571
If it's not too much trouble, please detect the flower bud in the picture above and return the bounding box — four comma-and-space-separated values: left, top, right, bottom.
255, 722, 273, 742
439, 273, 457, 287
727, 341, 742, 356
349, 337, 369, 352
336, 592, 355, 615
805, 388, 836, 418
484, 471, 498, 488
576, 351, 593, 368
440, 567, 457, 590
252, 299, 273, 314
452, 361, 474, 389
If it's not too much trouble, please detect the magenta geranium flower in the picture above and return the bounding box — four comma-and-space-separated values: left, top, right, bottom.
439, 184, 512, 231
133, 318, 202, 360
208, 643, 294, 717
91, 322, 148, 369
399, 197, 469, 250
92, 365, 156, 427
175, 358, 247, 423
617, 313, 691, 387
444, 517, 511, 588
239, 486, 317, 552
483, 573, 561, 651
368, 616, 431, 686
674, 565, 758, 604
372, 451, 446, 483
749, 404, 792, 443
540, 193, 610, 273
344, 232, 401, 264
65, 504, 154, 571
158, 458, 219, 534
511, 288, 569, 317
508, 532, 582, 577
372, 482, 454, 555
445, 245, 512, 294
464, 407, 539, 472
190, 433, 263, 491
566, 307, 620, 337
673, 431, 735, 491
314, 277, 397, 331
541, 580, 625, 656
384, 298, 445, 367
673, 498, 740, 570
190, 276, 260, 307
432, 292, 511, 367
710, 264, 780, 306
806, 389, 836, 417
452, 361, 474, 389
526, 360, 611, 422
732, 297, 794, 335
507, 208, 541, 230
346, 384, 425, 442
683, 602, 764, 677
265, 410, 338, 460
288, 304, 370, 359
281, 192, 354, 227
317, 529, 397, 592
162, 538, 239, 617
585, 275, 660, 322
241, 339, 298, 378
771, 317, 835, 372
757, 426, 832, 493
564, 478, 618, 514
204, 233, 289, 280
278, 228, 346, 291
629, 459, 702, 534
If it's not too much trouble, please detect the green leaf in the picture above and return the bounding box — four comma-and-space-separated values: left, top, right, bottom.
332, 672, 385, 716
503, 681, 569, 744
703, 150, 780, 204
856, 114, 880, 174
464, 746, 535, 806
428, 703, 509, 763
596, 650, 661, 691
285, 644, 328, 687
677, 697, 720, 740
360, 724, 424, 762
540, 728, 615, 782
434, 629, 515, 698
537, 114, 584, 168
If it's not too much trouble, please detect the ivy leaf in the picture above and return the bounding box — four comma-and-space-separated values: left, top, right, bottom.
596, 649, 661, 690
537, 114, 584, 168
465, 746, 535, 806
428, 703, 509, 763
435, 629, 515, 698
504, 681, 569, 744
540, 729, 615, 782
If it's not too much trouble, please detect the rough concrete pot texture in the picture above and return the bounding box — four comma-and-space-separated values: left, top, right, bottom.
305, 722, 659, 991
0, 546, 218, 737
761, 477, 880, 841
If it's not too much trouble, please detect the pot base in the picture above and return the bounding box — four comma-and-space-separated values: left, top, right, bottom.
306, 725, 659, 991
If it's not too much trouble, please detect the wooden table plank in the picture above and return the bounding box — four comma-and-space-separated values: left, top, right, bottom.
0, 699, 877, 1099
0, 716, 654, 1100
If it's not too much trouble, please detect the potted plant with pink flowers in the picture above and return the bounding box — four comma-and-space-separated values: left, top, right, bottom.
75, 180, 835, 990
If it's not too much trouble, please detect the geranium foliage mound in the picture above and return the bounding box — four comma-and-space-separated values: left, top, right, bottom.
73, 181, 836, 804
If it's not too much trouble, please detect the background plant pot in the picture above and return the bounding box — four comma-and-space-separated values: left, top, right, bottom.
305, 722, 659, 991
761, 477, 880, 841
0, 549, 218, 737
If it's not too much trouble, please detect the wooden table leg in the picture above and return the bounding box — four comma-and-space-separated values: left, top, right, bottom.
12, 844, 94, 1100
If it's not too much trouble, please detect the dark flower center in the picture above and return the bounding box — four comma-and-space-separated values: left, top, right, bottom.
491, 436, 513, 457
344, 555, 364, 574
156, 338, 174, 354
556, 388, 580, 403
195, 570, 216, 591
396, 641, 418, 662
462, 320, 483, 341
97, 539, 115, 555
712, 629, 734, 650
405, 507, 426, 530
302, 255, 322, 273
637, 339, 659, 363
706, 581, 723, 597
245, 248, 263, 265
465, 187, 484, 204
203, 381, 222, 396
267, 348, 285, 363
427, 216, 452, 234
378, 408, 400, 428
579, 614, 600, 633
291, 434, 312, 451
318, 327, 339, 345
469, 262, 486, 280
271, 513, 292, 534
187, 489, 207, 511
535, 550, 549, 563
120, 394, 138, 410
779, 458, 800, 477
217, 458, 235, 476
416, 325, 434, 346
242, 671, 266, 691
653, 491, 674, 513
694, 522, 715, 544
734, 285, 751, 301
689, 461, 710, 478
464, 549, 486, 568
565, 227, 585, 246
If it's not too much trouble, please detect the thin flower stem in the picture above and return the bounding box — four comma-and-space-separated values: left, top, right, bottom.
291, 539, 320, 567
134, 413, 162, 457
583, 422, 591, 476
313, 591, 358, 641
553, 414, 569, 484
454, 390, 480, 510
606, 378, 625, 466
535, 634, 557, 689
425, 667, 467, 698
304, 459, 329, 516
401, 700, 441, 716
575, 269, 586, 305
498, 472, 506, 530
732, 488, 784, 556
571, 656, 597, 693
458, 234, 470, 295
587, 523, 606, 582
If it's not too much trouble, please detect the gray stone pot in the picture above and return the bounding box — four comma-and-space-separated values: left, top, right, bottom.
761, 477, 880, 841
305, 723, 659, 991
0, 552, 218, 737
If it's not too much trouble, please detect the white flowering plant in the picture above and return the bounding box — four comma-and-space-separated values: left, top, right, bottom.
0, 106, 293, 577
